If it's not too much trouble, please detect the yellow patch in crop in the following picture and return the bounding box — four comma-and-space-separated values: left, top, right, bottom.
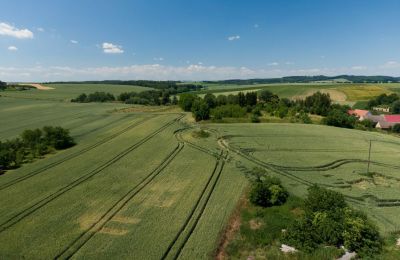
99, 227, 128, 236
353, 179, 374, 190
111, 216, 141, 225
338, 85, 392, 101
78, 213, 101, 230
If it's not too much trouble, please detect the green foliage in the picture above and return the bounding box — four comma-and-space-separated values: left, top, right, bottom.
367, 93, 399, 109
191, 99, 210, 121
210, 104, 247, 119
0, 80, 7, 91
250, 113, 260, 123
258, 89, 278, 103
71, 92, 115, 103
203, 93, 217, 108
283, 186, 382, 257
303, 91, 332, 116
323, 108, 356, 128
178, 93, 198, 111
392, 123, 400, 133
249, 176, 288, 207
392, 100, 400, 114
0, 126, 75, 171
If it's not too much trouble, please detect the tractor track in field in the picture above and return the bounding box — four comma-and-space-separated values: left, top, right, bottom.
71, 113, 136, 139
174, 127, 220, 158
55, 142, 185, 259
0, 115, 154, 191
221, 137, 400, 219
0, 115, 183, 234
161, 151, 226, 260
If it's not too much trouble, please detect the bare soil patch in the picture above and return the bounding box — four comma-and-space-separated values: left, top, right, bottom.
22, 83, 55, 90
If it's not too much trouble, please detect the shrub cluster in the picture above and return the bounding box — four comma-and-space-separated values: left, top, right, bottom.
71, 92, 115, 103
249, 175, 289, 207
0, 126, 75, 172
283, 186, 382, 257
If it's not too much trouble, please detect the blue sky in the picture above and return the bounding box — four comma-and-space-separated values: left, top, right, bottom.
1, 0, 400, 81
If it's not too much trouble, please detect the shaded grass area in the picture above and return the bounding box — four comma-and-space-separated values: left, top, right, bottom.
225, 194, 344, 259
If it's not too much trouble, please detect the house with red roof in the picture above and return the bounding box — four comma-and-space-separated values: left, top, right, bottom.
376, 114, 400, 129
347, 109, 371, 121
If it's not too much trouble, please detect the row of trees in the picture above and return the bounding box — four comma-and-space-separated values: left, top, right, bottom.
71, 92, 116, 103
178, 90, 332, 123
283, 186, 382, 257
0, 81, 6, 90
0, 126, 75, 172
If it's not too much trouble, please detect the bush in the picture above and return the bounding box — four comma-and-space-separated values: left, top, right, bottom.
392, 124, 400, 133
191, 99, 210, 121
211, 104, 247, 119
283, 186, 382, 257
250, 113, 260, 123
72, 92, 115, 103
249, 176, 288, 207
323, 109, 356, 128
178, 93, 198, 111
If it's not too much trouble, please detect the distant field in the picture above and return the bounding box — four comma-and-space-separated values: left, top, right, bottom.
196, 83, 400, 104
213, 123, 400, 233
1, 83, 151, 101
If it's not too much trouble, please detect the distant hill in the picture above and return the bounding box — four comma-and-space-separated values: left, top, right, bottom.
203, 75, 400, 84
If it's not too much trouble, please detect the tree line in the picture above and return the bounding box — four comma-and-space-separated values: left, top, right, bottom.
0, 126, 75, 173
71, 89, 179, 106
46, 80, 204, 92
367, 93, 400, 114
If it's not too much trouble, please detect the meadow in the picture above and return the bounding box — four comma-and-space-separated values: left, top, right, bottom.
1, 82, 400, 258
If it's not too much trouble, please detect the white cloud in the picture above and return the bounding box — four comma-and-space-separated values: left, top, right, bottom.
1, 63, 399, 82
70, 40, 78, 44
102, 42, 124, 54
381, 61, 399, 69
7, 46, 18, 51
0, 22, 33, 39
153, 57, 164, 61
228, 35, 240, 41
268, 62, 279, 66
37, 27, 44, 32
351, 65, 367, 71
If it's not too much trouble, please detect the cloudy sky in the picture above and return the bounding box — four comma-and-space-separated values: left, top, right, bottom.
1, 0, 400, 81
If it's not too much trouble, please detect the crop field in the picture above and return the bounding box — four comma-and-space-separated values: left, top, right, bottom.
1, 83, 151, 101
2, 81, 400, 258
212, 123, 400, 233
0, 94, 246, 259
197, 83, 400, 104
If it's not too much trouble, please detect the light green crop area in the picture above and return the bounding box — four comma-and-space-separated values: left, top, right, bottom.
1, 83, 151, 101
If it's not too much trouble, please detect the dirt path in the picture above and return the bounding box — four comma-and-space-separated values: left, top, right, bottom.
22, 83, 55, 90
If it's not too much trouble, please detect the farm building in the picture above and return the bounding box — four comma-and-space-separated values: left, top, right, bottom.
375, 115, 400, 129
347, 109, 371, 121
373, 106, 390, 113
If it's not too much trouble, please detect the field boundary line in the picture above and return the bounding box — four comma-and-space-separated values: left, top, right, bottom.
0, 115, 183, 234
55, 142, 185, 259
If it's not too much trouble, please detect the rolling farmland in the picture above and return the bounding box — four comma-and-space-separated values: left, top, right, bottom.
1, 82, 400, 258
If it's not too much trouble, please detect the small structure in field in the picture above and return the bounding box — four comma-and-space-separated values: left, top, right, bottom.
280, 244, 297, 253
373, 106, 390, 113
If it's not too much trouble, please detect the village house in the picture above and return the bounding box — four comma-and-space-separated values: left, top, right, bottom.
376, 115, 400, 129
347, 109, 371, 121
